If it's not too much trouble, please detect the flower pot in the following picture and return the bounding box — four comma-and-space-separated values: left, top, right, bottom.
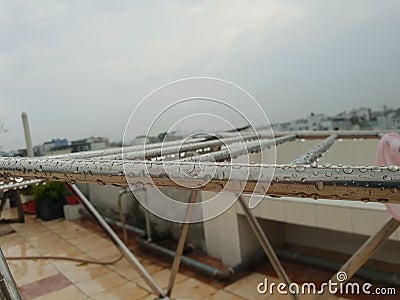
36, 199, 66, 221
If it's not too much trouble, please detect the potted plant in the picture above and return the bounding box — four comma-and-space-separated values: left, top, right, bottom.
33, 182, 67, 221
19, 185, 36, 214
19, 185, 35, 201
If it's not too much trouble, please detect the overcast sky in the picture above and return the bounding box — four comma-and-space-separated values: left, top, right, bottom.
1, 0, 399, 151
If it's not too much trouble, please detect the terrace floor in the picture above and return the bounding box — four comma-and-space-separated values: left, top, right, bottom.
0, 208, 357, 299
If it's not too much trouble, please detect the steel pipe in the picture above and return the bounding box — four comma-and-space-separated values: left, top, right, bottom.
0, 158, 399, 203
238, 196, 298, 300
0, 248, 21, 300
291, 134, 337, 165
0, 179, 43, 192
167, 190, 198, 297
273, 130, 386, 139
97, 133, 262, 161
44, 137, 207, 160
183, 134, 297, 162
70, 184, 166, 298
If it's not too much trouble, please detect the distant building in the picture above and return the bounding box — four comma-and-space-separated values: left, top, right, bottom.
71, 137, 109, 152
272, 105, 399, 132
39, 139, 70, 155
131, 135, 149, 146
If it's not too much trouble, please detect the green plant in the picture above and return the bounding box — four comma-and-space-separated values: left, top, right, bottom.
20, 185, 34, 196
33, 182, 67, 203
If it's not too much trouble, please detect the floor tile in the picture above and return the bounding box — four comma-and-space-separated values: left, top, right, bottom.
1, 242, 41, 257
171, 277, 217, 299
136, 268, 188, 292
61, 264, 110, 283
204, 289, 245, 300
91, 282, 149, 300
33, 285, 87, 300
0, 232, 26, 246
20, 273, 72, 299
86, 246, 120, 260
9, 259, 60, 286
76, 271, 127, 295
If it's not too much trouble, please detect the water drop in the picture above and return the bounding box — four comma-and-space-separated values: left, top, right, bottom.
315, 181, 324, 191
96, 179, 106, 186
343, 167, 353, 174
159, 172, 169, 178
203, 174, 212, 182
215, 183, 224, 191
296, 192, 307, 198
372, 166, 381, 172
311, 194, 319, 200
325, 171, 332, 177
295, 166, 306, 172
383, 175, 392, 181
388, 165, 399, 172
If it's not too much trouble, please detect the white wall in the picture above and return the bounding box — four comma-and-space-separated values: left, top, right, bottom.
202, 138, 400, 266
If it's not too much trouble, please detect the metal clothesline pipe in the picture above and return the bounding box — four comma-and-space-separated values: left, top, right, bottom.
0, 158, 398, 202
273, 130, 382, 139
0, 179, 43, 192
291, 133, 338, 165
183, 134, 297, 162
42, 136, 207, 160
97, 132, 267, 161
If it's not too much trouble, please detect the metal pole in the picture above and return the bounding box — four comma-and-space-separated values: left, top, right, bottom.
316, 217, 400, 300
21, 112, 34, 157
238, 195, 298, 300
291, 133, 337, 165
0, 179, 43, 192
143, 191, 152, 242
184, 134, 296, 162
118, 188, 131, 244
70, 184, 166, 298
0, 248, 22, 300
1, 159, 399, 203
166, 190, 198, 297
44, 137, 207, 160
98, 132, 263, 161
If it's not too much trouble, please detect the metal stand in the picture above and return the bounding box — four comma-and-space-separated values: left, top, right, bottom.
167, 190, 198, 297
238, 195, 298, 300
0, 248, 22, 300
71, 185, 167, 299
316, 217, 400, 300
0, 191, 25, 224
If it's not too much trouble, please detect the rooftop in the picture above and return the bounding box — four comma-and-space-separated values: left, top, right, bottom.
0, 207, 358, 300
0, 130, 399, 299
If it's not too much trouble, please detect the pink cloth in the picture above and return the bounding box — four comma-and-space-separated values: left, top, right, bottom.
377, 133, 400, 221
